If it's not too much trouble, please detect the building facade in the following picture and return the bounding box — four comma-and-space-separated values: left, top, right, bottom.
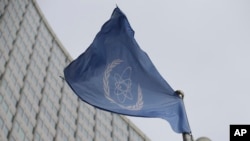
0, 0, 151, 141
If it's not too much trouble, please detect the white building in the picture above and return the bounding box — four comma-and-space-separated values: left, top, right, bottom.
0, 0, 151, 141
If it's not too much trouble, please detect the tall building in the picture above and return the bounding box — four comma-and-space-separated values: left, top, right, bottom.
0, 0, 151, 141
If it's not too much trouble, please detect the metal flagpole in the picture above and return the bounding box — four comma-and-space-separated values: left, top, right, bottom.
175, 90, 194, 141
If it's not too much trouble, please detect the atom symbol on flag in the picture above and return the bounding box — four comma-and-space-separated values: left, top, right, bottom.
114, 67, 133, 103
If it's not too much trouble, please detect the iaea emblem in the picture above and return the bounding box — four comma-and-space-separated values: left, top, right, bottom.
103, 59, 143, 111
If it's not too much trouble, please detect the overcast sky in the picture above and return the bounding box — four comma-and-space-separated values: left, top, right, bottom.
36, 0, 250, 140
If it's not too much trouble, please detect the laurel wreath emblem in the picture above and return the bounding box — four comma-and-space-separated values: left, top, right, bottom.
103, 59, 143, 111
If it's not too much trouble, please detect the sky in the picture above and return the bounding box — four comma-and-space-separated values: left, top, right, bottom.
36, 0, 250, 140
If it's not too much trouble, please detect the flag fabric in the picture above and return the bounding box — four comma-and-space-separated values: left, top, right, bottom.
64, 7, 191, 133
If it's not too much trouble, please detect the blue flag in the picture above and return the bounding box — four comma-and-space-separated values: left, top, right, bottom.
64, 7, 191, 133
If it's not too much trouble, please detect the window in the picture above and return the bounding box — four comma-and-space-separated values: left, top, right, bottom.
57, 127, 69, 141
25, 98, 32, 110
76, 135, 82, 141
0, 37, 8, 54
13, 121, 26, 140
8, 135, 16, 141
30, 106, 36, 119
8, 88, 17, 106
7, 110, 13, 121
0, 117, 3, 129
31, 91, 39, 106
45, 108, 51, 122
40, 105, 53, 124
51, 92, 59, 107
37, 119, 43, 129
69, 126, 74, 137
34, 132, 41, 141
2, 100, 8, 113
18, 107, 24, 115
47, 132, 53, 141
77, 124, 83, 132
18, 126, 25, 140
23, 112, 28, 125
27, 120, 33, 131
3, 124, 8, 136
64, 121, 69, 130
0, 93, 3, 104
43, 125, 48, 136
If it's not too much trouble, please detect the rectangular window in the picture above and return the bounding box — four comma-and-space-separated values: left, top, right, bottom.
47, 132, 53, 141
22, 112, 28, 125
3, 124, 8, 136
0, 117, 3, 128
0, 94, 3, 104
34, 132, 41, 141
2, 100, 8, 113
18, 107, 24, 116
7, 110, 13, 121
8, 135, 16, 141
18, 126, 25, 140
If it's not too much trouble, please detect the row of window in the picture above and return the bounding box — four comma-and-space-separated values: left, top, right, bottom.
77, 122, 94, 138
24, 3, 40, 34
50, 43, 66, 69
15, 106, 34, 136
11, 0, 28, 14
10, 0, 28, 26
36, 118, 54, 141
17, 25, 36, 52
19, 94, 37, 120
0, 64, 148, 141
95, 130, 112, 141
0, 74, 19, 106
0, 95, 13, 139
56, 127, 70, 141
10, 121, 30, 141
0, 34, 10, 76
1, 95, 13, 121
77, 108, 95, 128
43, 83, 60, 106
4, 4, 20, 37
61, 90, 78, 113
34, 38, 52, 58
0, 17, 16, 47
57, 115, 75, 138
3, 66, 23, 99
46, 70, 63, 93
38, 22, 53, 43
39, 103, 57, 129
95, 118, 113, 139
0, 0, 8, 17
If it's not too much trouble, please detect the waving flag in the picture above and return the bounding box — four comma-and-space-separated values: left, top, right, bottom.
64, 7, 191, 133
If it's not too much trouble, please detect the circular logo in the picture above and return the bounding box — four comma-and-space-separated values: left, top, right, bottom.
103, 59, 143, 111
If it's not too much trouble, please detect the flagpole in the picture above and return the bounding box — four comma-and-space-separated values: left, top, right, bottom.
182, 133, 194, 141
176, 90, 212, 141
175, 90, 194, 141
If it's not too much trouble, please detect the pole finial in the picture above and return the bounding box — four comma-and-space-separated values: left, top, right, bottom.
175, 90, 184, 99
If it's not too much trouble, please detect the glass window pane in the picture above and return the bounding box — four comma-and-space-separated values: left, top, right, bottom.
0, 117, 3, 128
2, 101, 8, 112
19, 128, 25, 140
0, 94, 2, 103
3, 124, 8, 136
